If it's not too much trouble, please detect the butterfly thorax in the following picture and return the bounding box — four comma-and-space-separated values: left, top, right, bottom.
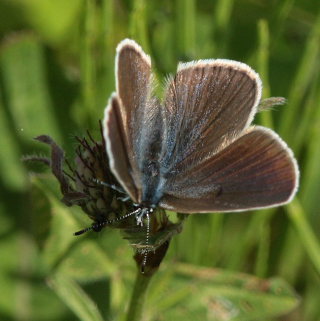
140, 159, 165, 207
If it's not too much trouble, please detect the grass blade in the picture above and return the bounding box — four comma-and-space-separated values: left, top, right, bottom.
48, 273, 104, 321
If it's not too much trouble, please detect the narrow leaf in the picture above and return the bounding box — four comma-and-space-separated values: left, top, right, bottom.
48, 273, 104, 321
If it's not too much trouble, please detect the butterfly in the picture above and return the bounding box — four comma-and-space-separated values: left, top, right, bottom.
103, 38, 298, 220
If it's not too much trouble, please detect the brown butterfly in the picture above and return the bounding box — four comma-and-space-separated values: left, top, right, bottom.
103, 39, 298, 219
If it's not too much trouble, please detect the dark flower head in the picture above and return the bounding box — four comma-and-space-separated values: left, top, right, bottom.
26, 124, 184, 274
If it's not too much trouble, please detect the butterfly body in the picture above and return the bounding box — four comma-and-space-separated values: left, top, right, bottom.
140, 158, 164, 207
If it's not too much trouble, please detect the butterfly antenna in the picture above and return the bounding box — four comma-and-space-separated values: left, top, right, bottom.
141, 211, 150, 274
73, 226, 94, 236
73, 208, 142, 236
92, 178, 126, 195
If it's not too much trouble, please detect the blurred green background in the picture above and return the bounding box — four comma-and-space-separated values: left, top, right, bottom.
1, 0, 320, 320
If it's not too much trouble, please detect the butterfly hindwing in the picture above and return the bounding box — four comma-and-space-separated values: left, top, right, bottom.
104, 94, 139, 201
160, 126, 298, 212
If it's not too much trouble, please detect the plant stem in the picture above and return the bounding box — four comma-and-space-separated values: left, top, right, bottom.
126, 270, 153, 321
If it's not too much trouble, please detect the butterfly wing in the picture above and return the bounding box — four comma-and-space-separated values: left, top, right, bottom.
159, 60, 298, 212
160, 126, 298, 212
104, 94, 139, 201
104, 39, 163, 203
160, 60, 262, 174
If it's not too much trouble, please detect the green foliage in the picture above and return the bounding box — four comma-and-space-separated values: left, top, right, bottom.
144, 264, 299, 321
1, 0, 320, 320
48, 273, 105, 321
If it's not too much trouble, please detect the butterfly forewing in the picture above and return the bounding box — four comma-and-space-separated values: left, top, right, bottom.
160, 60, 262, 175
115, 40, 154, 199
116, 39, 152, 128
160, 126, 298, 212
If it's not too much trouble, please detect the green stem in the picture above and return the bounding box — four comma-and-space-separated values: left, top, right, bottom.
126, 270, 153, 321
286, 199, 320, 276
